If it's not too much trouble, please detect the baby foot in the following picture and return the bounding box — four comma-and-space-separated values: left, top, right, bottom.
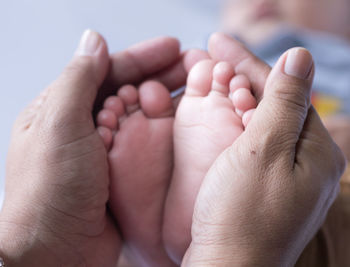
163, 60, 257, 263
97, 81, 176, 267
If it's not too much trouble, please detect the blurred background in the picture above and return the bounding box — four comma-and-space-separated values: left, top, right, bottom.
0, 0, 221, 208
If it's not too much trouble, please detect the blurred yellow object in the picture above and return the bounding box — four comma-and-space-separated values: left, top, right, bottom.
342, 162, 350, 184
312, 93, 342, 118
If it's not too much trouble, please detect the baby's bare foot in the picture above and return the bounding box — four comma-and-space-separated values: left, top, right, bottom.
164, 60, 257, 263
97, 81, 176, 267
230, 74, 257, 126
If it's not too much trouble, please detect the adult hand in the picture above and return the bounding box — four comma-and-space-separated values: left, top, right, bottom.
323, 115, 350, 160
183, 33, 346, 267
0, 30, 193, 267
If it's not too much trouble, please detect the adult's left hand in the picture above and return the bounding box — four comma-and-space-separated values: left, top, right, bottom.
0, 30, 194, 267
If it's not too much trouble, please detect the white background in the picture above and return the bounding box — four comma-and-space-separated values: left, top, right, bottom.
0, 0, 220, 207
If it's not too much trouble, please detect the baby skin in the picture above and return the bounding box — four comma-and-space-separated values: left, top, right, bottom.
97, 60, 257, 266
164, 60, 258, 263
97, 81, 176, 267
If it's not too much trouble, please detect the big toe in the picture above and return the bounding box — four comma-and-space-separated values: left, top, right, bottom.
139, 80, 174, 118
186, 59, 216, 97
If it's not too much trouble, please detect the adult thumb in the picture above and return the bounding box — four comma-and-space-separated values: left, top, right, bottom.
245, 48, 315, 164
47, 30, 109, 112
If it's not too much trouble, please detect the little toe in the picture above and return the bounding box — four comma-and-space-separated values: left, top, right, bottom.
104, 96, 125, 117
235, 109, 244, 118
139, 80, 174, 118
118, 85, 140, 114
230, 75, 251, 94
242, 109, 256, 128
232, 88, 257, 112
212, 62, 235, 95
97, 126, 113, 150
186, 60, 217, 97
97, 109, 118, 130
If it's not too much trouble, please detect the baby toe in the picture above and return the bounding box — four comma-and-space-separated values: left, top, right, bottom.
104, 96, 125, 117
232, 88, 257, 112
118, 85, 140, 114
186, 60, 216, 97
97, 126, 113, 150
139, 80, 174, 118
97, 109, 118, 130
230, 74, 251, 94
211, 62, 235, 96
242, 109, 256, 128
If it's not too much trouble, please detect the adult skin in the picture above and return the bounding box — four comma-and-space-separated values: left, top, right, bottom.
183, 33, 346, 267
0, 30, 201, 267
0, 31, 345, 267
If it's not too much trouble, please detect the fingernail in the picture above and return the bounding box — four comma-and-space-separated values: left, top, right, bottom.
284, 48, 313, 79
75, 29, 101, 56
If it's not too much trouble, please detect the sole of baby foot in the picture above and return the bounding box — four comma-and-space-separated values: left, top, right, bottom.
97, 81, 176, 267
163, 60, 257, 263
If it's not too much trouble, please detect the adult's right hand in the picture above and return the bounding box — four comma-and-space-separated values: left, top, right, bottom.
183, 33, 346, 267
324, 115, 350, 160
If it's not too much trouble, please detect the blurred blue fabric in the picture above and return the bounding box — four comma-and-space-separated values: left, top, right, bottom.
249, 27, 350, 114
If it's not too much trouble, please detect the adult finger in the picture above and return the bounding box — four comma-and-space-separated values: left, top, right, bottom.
296, 107, 346, 183
47, 30, 109, 111
153, 49, 210, 91
245, 48, 315, 166
108, 36, 181, 86
94, 36, 181, 112
208, 32, 271, 101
